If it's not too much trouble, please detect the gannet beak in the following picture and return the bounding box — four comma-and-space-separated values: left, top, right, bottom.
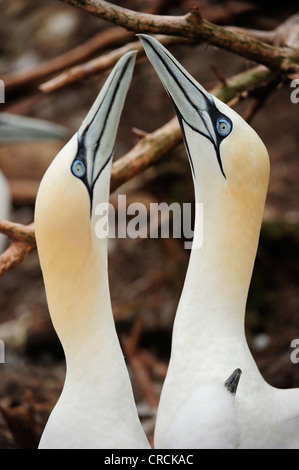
138, 34, 232, 178
72, 51, 136, 203
224, 368, 242, 395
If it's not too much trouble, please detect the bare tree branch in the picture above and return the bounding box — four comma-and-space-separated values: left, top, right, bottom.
227, 12, 299, 49
0, 220, 36, 277
58, 0, 299, 76
0, 219, 35, 244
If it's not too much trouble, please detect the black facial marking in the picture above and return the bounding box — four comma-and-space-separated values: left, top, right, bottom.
142, 37, 233, 179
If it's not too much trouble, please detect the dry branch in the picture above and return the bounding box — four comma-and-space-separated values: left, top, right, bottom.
58, 0, 299, 76
227, 12, 299, 49
0, 220, 36, 277
0, 219, 35, 244
111, 116, 181, 192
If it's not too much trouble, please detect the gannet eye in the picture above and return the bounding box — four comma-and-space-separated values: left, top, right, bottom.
72, 159, 86, 179
217, 118, 231, 136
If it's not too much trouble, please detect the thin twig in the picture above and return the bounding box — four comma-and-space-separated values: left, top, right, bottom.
242, 75, 281, 122
110, 116, 181, 192
210, 64, 227, 86
227, 12, 299, 49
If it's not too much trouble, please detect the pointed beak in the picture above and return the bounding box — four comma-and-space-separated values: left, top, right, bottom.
74, 51, 136, 198
224, 368, 242, 395
138, 34, 230, 177
138, 34, 216, 141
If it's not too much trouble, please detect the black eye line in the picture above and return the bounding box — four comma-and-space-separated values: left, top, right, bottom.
72, 142, 87, 179
89, 151, 113, 215
168, 82, 229, 180
71, 140, 113, 217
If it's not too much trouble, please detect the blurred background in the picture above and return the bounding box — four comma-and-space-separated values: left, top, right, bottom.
0, 0, 298, 448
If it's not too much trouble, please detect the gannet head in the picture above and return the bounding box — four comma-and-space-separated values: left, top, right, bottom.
35, 51, 136, 264
138, 35, 269, 208
34, 52, 136, 340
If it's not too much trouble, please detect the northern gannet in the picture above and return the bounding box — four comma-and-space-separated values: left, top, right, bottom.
35, 52, 150, 449
139, 35, 299, 449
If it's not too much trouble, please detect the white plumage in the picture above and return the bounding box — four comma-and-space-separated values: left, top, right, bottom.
167, 369, 241, 449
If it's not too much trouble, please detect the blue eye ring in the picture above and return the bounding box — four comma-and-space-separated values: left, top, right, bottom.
217, 118, 231, 136
72, 159, 86, 179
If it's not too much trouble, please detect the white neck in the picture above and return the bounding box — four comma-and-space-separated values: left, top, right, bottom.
170, 182, 266, 381
38, 231, 149, 448
43, 230, 123, 391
